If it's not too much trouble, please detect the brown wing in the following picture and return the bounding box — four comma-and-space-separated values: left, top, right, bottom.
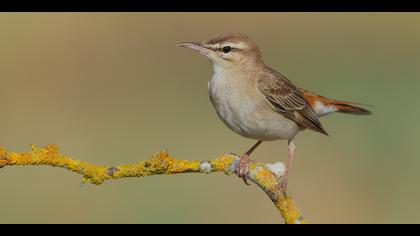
257, 69, 328, 136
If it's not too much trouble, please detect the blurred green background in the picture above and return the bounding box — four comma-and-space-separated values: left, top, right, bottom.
0, 13, 419, 224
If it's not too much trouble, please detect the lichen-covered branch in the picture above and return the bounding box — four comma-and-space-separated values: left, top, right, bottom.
0, 144, 305, 224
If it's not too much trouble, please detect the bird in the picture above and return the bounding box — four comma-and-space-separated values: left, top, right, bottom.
177, 33, 371, 188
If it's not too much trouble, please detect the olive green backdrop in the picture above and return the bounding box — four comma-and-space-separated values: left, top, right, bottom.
1, 13, 419, 223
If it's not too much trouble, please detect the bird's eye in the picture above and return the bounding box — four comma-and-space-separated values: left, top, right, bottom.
222, 46, 232, 53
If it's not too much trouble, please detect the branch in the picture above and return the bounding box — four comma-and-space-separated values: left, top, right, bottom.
0, 144, 306, 224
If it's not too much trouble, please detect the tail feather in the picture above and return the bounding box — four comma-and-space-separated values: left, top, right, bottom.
333, 102, 372, 115
299, 88, 372, 116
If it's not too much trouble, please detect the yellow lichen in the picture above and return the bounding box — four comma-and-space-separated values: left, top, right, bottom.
210, 154, 236, 173
277, 196, 306, 224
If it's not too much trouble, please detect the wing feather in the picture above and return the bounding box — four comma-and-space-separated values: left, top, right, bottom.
257, 69, 328, 136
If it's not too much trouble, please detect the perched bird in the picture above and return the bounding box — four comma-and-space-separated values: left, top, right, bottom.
178, 33, 371, 188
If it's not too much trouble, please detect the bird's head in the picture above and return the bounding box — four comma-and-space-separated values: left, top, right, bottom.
177, 33, 263, 70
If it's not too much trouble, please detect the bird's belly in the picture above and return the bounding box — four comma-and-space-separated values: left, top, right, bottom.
209, 81, 299, 141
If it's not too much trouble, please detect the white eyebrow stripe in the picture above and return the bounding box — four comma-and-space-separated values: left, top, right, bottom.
223, 42, 249, 50
206, 44, 220, 49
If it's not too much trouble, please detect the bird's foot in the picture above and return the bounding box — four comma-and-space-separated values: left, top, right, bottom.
277, 171, 289, 190
236, 154, 252, 185
280, 175, 288, 189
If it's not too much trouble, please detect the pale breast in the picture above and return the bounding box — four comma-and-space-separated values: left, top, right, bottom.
208, 71, 300, 141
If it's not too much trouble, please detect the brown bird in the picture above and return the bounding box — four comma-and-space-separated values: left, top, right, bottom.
178, 33, 371, 188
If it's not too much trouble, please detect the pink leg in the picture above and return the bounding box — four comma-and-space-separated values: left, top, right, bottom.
237, 141, 262, 184
281, 140, 296, 189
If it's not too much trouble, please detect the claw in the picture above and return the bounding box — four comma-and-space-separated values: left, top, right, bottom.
280, 175, 288, 189
276, 169, 290, 191
242, 177, 251, 185
235, 141, 263, 186
236, 154, 252, 185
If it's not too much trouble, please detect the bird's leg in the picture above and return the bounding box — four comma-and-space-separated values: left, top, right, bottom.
237, 141, 262, 185
280, 140, 296, 189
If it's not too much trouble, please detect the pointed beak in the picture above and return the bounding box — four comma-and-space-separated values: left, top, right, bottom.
177, 42, 213, 56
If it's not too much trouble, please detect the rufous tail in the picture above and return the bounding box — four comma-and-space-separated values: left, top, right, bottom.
332, 102, 372, 115
299, 88, 372, 116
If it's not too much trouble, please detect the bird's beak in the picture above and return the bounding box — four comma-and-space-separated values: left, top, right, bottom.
177, 42, 213, 56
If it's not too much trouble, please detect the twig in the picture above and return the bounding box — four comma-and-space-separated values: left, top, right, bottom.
0, 144, 306, 224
